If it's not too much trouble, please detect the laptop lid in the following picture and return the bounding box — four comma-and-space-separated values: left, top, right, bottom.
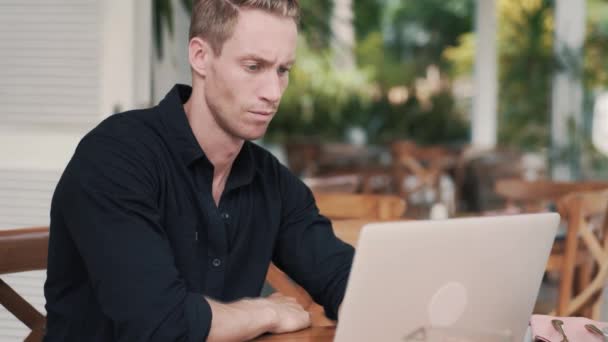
335, 213, 559, 342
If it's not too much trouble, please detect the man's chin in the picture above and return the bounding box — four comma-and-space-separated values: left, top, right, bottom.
240, 129, 268, 142
230, 121, 270, 141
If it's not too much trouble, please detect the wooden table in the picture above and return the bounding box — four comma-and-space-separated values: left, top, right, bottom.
254, 327, 335, 341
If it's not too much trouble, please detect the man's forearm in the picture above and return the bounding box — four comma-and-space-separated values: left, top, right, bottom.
206, 297, 276, 342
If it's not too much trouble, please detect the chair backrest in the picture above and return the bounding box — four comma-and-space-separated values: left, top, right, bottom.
312, 192, 406, 220
494, 179, 608, 212
0, 227, 49, 341
554, 189, 608, 319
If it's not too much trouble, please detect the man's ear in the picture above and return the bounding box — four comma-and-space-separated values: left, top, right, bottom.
189, 37, 212, 77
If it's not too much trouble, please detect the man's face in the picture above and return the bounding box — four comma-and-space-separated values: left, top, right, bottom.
203, 9, 297, 141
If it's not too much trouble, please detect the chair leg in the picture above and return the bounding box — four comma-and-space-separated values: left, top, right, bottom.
591, 292, 603, 320
577, 260, 594, 317
557, 265, 577, 316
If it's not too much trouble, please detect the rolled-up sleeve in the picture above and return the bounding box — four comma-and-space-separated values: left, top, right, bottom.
272, 164, 355, 320
57, 134, 212, 341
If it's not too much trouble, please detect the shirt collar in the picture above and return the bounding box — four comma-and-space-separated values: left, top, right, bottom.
157, 84, 256, 188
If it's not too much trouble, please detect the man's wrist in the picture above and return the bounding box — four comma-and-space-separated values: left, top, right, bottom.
250, 297, 279, 332
207, 297, 280, 341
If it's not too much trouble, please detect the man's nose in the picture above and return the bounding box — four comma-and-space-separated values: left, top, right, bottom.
259, 73, 282, 104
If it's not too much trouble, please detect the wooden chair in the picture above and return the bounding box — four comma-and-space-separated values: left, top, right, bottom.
390, 141, 433, 196
550, 189, 608, 319
494, 179, 608, 317
390, 141, 456, 197
265, 193, 406, 326
389, 141, 461, 217
0, 227, 49, 341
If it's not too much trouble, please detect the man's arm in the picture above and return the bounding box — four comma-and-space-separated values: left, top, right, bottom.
272, 164, 355, 320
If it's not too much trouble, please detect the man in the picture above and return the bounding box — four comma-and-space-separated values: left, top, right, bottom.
43, 0, 354, 341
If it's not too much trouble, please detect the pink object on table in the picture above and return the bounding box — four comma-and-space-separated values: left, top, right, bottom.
530, 314, 608, 341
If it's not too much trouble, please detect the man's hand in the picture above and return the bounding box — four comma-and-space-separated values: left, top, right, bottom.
264, 293, 311, 334
206, 293, 310, 341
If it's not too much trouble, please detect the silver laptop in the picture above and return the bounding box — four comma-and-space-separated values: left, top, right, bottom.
335, 213, 559, 342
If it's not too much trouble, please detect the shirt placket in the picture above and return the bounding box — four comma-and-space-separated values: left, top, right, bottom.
198, 192, 228, 298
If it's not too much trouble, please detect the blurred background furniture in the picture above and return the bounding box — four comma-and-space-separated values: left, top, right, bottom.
457, 148, 530, 213
285, 142, 321, 178
390, 140, 460, 217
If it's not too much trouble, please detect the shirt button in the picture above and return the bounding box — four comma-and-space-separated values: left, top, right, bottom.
212, 258, 222, 267
221, 212, 230, 220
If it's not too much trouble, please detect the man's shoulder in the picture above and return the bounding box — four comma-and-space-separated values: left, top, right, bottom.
74, 107, 163, 163
89, 107, 160, 141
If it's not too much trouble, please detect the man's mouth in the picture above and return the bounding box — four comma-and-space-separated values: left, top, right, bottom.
248, 110, 274, 116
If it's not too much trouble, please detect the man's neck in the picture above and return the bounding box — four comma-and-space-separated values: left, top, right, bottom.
184, 89, 243, 167
183, 88, 243, 205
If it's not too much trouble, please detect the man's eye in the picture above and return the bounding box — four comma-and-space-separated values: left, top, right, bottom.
278, 67, 291, 75
246, 64, 259, 72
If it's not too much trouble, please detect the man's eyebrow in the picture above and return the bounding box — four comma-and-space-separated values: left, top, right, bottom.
240, 54, 296, 66
240, 54, 273, 64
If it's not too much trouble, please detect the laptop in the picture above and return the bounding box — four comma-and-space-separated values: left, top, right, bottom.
335, 213, 559, 342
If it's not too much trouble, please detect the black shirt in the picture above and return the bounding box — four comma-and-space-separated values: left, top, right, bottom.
44, 85, 354, 341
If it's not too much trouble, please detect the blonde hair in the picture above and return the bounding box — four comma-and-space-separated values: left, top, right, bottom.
189, 0, 300, 55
